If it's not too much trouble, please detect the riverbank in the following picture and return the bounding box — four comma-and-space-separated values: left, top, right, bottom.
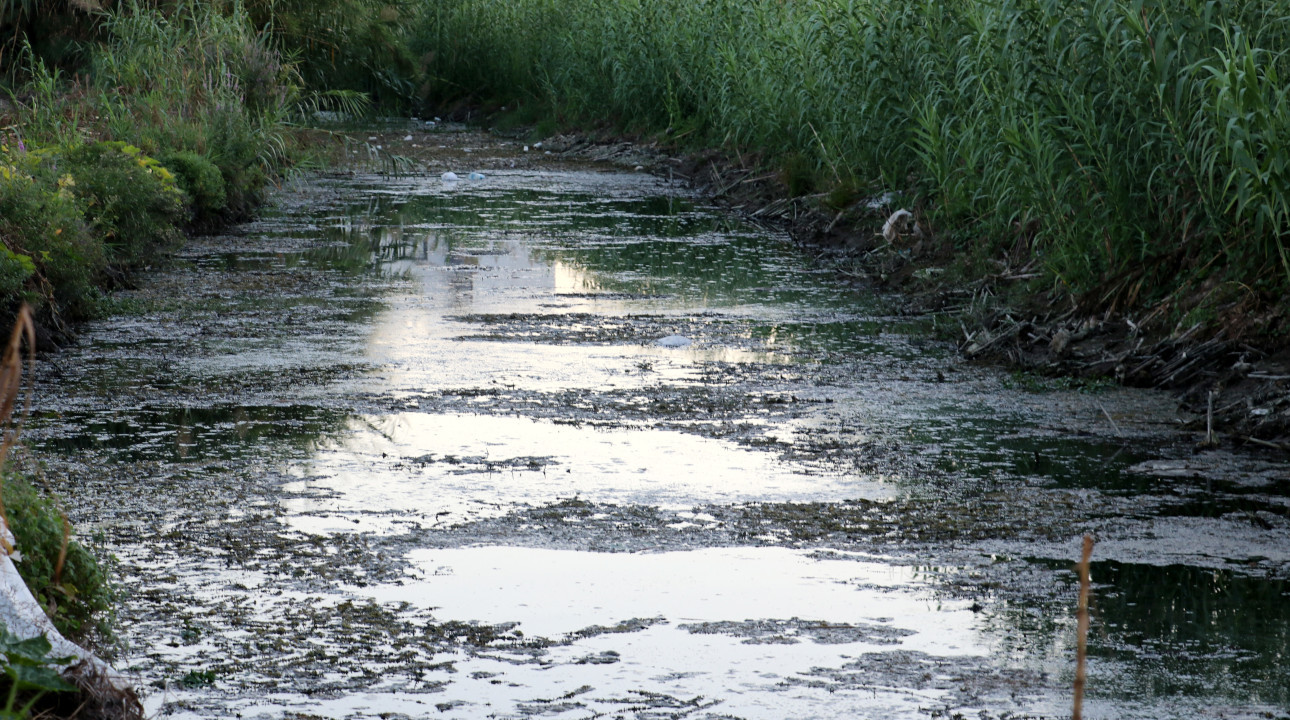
0, 4, 311, 342
677, 139, 1290, 450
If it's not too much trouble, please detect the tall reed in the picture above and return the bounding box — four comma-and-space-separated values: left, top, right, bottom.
413, 0, 1290, 321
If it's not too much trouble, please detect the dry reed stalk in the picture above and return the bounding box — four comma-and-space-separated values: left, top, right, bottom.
1073, 534, 1094, 720
0, 304, 36, 553
54, 511, 71, 587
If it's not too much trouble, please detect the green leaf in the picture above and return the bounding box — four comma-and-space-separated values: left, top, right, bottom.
7, 663, 76, 693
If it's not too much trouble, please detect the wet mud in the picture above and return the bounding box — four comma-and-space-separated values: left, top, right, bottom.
25, 127, 1290, 719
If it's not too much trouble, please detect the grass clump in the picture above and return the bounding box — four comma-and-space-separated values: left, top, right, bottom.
158, 151, 226, 223
412, 0, 1290, 331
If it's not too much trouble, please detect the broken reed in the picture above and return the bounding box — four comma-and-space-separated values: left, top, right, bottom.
416, 0, 1290, 315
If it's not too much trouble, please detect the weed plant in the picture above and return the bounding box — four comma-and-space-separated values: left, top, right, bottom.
413, 0, 1290, 326
87, 3, 298, 216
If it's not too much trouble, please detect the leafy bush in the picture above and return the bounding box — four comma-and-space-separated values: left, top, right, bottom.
0, 152, 102, 318
0, 249, 35, 301
159, 150, 227, 222
46, 141, 184, 269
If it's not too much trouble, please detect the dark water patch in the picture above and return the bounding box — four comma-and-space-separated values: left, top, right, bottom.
1015, 558, 1290, 706
31, 405, 350, 462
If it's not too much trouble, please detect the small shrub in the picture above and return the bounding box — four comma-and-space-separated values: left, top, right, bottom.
159, 151, 227, 221
49, 141, 184, 268
0, 248, 36, 300
0, 156, 103, 317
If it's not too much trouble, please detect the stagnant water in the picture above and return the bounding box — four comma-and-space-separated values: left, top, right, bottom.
27, 137, 1290, 720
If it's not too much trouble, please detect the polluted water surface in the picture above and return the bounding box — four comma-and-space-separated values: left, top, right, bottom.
26, 133, 1290, 720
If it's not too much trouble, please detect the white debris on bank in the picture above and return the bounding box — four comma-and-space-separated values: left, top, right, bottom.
881, 209, 914, 244
0, 520, 132, 695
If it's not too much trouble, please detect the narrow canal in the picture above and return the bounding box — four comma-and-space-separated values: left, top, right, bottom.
28, 130, 1290, 719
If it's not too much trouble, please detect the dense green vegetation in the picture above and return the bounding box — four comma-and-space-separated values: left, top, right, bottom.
7, 0, 1286, 335
414, 0, 1290, 332
2, 3, 297, 328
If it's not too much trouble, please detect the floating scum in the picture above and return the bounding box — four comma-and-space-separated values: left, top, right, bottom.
18, 155, 1286, 718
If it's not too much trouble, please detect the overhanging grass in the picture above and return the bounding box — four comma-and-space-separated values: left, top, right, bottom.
413, 0, 1290, 331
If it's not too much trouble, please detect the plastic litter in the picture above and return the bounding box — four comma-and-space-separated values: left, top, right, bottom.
865, 192, 895, 209
882, 209, 913, 243
441, 171, 460, 182
468, 172, 486, 181
403, 135, 413, 141
656, 335, 692, 348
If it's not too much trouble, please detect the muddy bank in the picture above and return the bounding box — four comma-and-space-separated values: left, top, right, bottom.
24, 126, 1290, 719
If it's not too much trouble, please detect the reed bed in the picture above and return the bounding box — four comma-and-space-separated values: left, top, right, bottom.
414, 0, 1290, 321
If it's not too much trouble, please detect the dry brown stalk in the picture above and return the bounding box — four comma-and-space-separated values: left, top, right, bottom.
1073, 534, 1094, 720
0, 304, 36, 552
54, 511, 71, 588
